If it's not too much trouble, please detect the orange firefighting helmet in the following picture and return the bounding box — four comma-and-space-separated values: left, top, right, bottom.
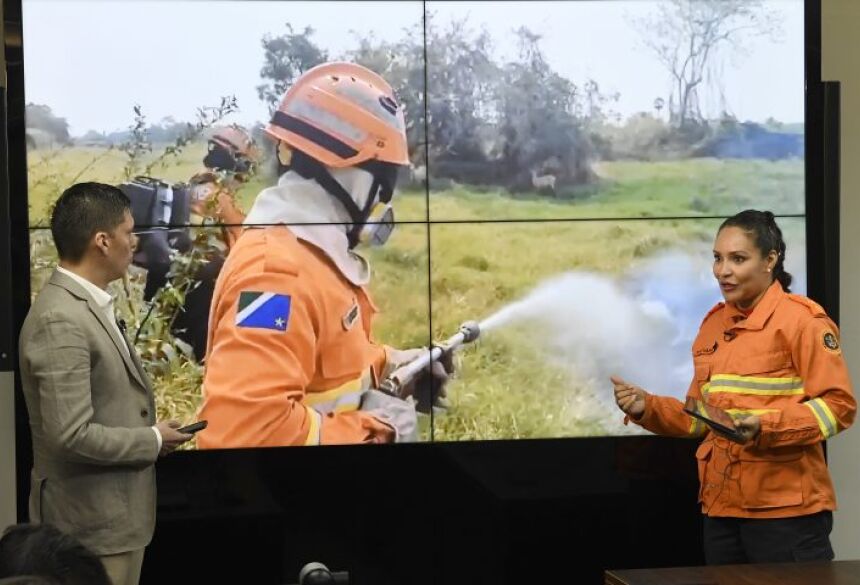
264, 62, 409, 169
210, 125, 260, 163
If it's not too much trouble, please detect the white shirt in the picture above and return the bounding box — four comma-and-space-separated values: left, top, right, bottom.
57, 266, 128, 356
56, 266, 162, 451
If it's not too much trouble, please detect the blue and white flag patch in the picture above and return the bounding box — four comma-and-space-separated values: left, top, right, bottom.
236, 291, 291, 331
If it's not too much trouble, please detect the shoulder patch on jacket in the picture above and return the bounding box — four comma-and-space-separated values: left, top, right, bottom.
700, 302, 725, 327
822, 329, 841, 355
785, 294, 826, 317
236, 291, 291, 331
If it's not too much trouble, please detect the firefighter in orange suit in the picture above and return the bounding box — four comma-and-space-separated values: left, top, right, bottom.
188, 124, 260, 251
612, 210, 855, 565
197, 62, 450, 448
172, 125, 260, 362
139, 125, 257, 303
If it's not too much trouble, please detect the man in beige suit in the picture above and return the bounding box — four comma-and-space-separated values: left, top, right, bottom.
19, 183, 193, 585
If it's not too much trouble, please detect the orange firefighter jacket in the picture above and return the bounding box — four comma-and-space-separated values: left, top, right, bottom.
196, 226, 395, 448
631, 281, 856, 518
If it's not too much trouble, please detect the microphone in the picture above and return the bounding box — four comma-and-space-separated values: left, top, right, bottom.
298, 562, 349, 585
117, 318, 127, 334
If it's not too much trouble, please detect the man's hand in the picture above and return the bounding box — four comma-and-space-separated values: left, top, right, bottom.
610, 375, 647, 419
155, 420, 193, 456
733, 415, 761, 444
385, 346, 455, 414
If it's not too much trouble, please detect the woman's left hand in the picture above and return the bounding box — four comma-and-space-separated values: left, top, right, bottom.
733, 415, 761, 443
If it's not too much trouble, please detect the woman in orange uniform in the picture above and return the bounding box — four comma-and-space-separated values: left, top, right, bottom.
612, 210, 855, 564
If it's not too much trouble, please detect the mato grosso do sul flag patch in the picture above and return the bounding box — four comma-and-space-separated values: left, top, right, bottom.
235, 291, 291, 332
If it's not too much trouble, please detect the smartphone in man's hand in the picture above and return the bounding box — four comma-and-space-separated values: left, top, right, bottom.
177, 420, 208, 434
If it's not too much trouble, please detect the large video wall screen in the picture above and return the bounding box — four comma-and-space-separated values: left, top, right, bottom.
22, 0, 806, 446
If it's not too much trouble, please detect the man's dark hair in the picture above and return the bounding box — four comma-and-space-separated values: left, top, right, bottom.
50, 182, 130, 262
0, 524, 110, 585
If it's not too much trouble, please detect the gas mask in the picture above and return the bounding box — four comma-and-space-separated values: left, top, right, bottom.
348, 162, 398, 248
282, 147, 401, 249
204, 142, 252, 174
357, 190, 395, 248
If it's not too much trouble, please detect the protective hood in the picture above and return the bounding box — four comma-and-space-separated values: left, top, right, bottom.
244, 170, 374, 285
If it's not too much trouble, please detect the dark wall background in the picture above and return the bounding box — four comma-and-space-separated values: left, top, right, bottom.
0, 34, 11, 374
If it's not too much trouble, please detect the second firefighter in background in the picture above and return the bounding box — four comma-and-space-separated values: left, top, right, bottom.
197, 62, 450, 448
172, 125, 260, 361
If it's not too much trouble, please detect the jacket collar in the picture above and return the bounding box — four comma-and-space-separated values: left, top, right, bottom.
56, 266, 113, 307
48, 269, 149, 390
723, 280, 784, 332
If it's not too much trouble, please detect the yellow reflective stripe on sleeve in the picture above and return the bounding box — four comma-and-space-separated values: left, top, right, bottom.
304, 407, 321, 446
304, 369, 373, 414
331, 397, 363, 413
307, 390, 362, 414
689, 416, 706, 437
700, 382, 711, 399
687, 399, 708, 437
805, 398, 838, 439
304, 378, 363, 406
819, 399, 839, 429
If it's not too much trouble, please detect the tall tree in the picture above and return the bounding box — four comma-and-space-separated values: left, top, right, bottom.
25, 103, 71, 145
257, 24, 328, 114
633, 0, 782, 127
494, 27, 595, 186
424, 14, 498, 162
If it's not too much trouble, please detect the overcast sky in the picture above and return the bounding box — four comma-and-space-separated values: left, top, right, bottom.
23, 0, 804, 135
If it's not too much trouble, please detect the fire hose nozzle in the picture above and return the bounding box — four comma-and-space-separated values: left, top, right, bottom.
378, 320, 481, 398
458, 320, 480, 344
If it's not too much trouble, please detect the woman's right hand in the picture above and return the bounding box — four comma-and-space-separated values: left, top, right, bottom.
610, 375, 647, 419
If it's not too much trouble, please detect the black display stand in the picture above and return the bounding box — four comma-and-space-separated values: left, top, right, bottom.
805, 80, 840, 322
0, 65, 11, 371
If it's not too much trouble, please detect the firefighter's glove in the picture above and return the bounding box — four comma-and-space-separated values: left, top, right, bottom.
384, 346, 455, 415
360, 389, 418, 443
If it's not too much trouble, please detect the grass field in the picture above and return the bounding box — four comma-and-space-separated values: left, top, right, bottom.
26, 143, 806, 443
426, 158, 804, 221
26, 147, 804, 225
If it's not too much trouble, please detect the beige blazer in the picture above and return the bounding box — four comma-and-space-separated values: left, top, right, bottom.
19, 269, 160, 555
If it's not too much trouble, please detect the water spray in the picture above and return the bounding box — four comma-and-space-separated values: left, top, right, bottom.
378, 320, 481, 398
